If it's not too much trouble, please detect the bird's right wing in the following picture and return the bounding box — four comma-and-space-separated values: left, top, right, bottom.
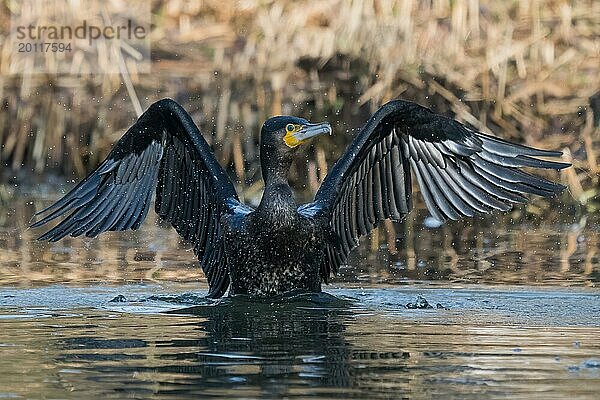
31, 98, 250, 298
300, 99, 569, 281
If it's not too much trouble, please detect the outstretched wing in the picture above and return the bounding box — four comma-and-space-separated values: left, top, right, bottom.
300, 99, 569, 281
31, 98, 249, 297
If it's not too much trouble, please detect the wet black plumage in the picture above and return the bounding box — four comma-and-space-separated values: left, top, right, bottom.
31, 98, 569, 297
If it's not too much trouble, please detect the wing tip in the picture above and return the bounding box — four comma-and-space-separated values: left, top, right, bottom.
544, 183, 567, 195
523, 156, 571, 170
36, 231, 55, 242
29, 219, 45, 229
553, 161, 571, 170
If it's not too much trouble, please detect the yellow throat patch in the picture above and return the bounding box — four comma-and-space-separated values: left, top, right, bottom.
283, 124, 302, 148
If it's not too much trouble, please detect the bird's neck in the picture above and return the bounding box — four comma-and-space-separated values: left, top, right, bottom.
257, 144, 296, 220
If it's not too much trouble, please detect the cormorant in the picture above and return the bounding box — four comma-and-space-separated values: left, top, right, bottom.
31, 98, 569, 297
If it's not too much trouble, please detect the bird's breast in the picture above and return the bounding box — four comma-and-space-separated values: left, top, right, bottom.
222, 215, 325, 297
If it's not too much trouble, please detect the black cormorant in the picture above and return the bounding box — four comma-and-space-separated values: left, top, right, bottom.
31, 98, 569, 297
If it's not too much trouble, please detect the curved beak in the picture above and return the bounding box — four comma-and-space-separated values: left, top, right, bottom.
293, 122, 332, 143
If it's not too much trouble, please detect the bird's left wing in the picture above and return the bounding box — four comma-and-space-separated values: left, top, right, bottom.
31, 99, 250, 297
299, 99, 569, 281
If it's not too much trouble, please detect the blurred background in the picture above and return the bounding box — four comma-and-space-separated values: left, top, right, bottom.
0, 0, 598, 286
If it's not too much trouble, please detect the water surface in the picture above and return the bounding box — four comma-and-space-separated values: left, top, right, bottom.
0, 191, 599, 398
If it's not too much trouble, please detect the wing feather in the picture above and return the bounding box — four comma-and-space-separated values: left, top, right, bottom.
299, 99, 568, 280
31, 99, 249, 298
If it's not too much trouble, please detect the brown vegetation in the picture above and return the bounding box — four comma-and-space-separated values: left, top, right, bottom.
0, 0, 598, 212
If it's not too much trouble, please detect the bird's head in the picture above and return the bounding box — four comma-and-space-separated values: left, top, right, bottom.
260, 116, 331, 151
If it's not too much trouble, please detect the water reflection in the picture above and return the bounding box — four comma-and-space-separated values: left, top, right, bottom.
53, 298, 360, 398
0, 192, 598, 287
1, 286, 599, 398
348, 215, 599, 287
163, 297, 356, 395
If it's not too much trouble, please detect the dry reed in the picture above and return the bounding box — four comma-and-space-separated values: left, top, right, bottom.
0, 0, 598, 212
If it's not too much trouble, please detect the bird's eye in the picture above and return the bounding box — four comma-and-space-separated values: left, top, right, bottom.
286, 124, 295, 133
